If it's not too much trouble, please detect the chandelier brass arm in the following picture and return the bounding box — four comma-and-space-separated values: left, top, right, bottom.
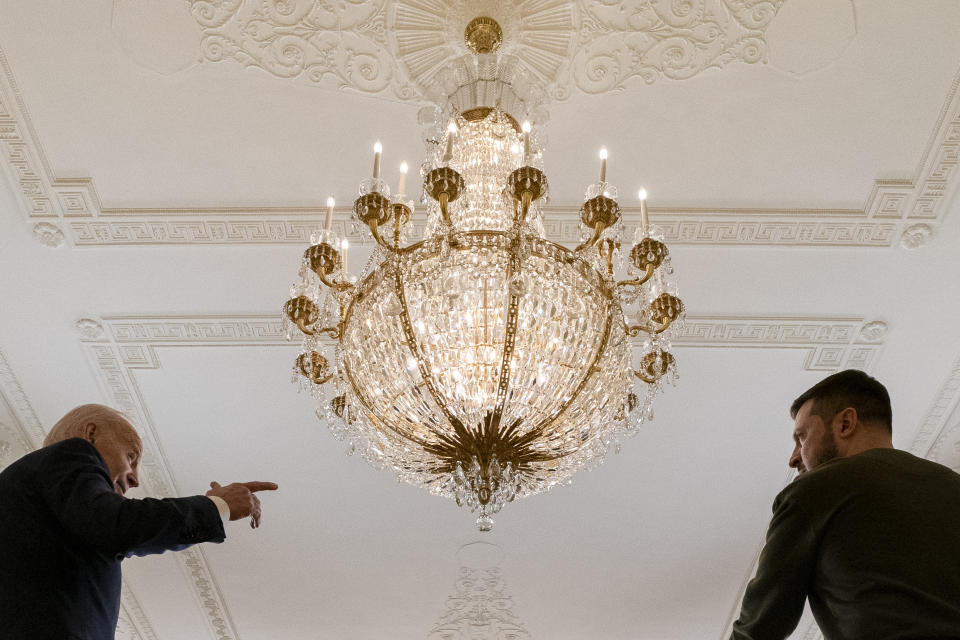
283, 295, 343, 339
633, 350, 675, 385
366, 220, 400, 254
317, 272, 354, 294
296, 351, 336, 385
507, 166, 547, 221
574, 221, 606, 253
425, 167, 465, 227
616, 264, 656, 289
364, 202, 413, 254
625, 316, 675, 337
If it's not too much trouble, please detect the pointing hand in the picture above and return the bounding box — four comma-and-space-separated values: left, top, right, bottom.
206, 481, 278, 529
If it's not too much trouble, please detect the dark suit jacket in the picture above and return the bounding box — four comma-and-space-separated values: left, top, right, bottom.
0, 438, 226, 640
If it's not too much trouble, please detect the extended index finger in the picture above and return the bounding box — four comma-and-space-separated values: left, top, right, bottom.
241, 481, 279, 492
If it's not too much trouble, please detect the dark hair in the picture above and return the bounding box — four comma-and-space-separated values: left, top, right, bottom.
790, 369, 892, 434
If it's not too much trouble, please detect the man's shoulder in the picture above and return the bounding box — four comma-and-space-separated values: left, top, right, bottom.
1, 438, 105, 481
775, 448, 958, 505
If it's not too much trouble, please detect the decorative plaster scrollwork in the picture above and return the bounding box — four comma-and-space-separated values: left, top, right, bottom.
33, 222, 65, 248
191, 0, 414, 97
428, 567, 530, 639
0, 434, 11, 463
858, 320, 888, 343
189, 0, 783, 99
900, 223, 934, 249
76, 318, 106, 341
567, 0, 783, 94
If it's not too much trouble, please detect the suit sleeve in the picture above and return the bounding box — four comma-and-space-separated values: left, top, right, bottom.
38, 440, 226, 557
730, 489, 817, 640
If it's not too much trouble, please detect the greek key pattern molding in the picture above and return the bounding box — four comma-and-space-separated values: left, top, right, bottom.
0, 42, 957, 248
77, 320, 240, 640
0, 348, 158, 640
673, 316, 886, 373
65, 207, 899, 247
93, 313, 886, 369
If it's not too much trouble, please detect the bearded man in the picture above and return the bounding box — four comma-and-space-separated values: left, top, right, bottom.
0, 404, 278, 640
730, 369, 960, 639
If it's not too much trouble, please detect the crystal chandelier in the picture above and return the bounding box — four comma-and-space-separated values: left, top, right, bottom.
284, 17, 684, 531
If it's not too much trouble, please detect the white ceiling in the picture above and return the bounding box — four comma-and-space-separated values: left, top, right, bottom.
1, 1, 960, 639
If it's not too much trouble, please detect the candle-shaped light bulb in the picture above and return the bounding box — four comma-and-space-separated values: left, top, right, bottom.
324, 196, 335, 231
638, 187, 649, 233
398, 162, 408, 196
522, 121, 531, 162
599, 147, 608, 183
372, 141, 382, 179
341, 238, 349, 273
443, 122, 456, 164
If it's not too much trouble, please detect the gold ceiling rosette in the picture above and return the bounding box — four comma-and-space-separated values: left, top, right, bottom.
284, 17, 683, 530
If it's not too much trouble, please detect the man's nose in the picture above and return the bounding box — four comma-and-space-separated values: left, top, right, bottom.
128, 469, 139, 489
788, 447, 802, 470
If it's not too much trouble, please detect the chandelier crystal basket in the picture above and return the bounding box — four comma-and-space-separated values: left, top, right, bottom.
284, 17, 684, 531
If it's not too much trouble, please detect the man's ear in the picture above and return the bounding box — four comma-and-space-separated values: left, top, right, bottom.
835, 407, 858, 439
83, 422, 98, 444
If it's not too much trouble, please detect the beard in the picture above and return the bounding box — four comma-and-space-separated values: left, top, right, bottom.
811, 426, 840, 469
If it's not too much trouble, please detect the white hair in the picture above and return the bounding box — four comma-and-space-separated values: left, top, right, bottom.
43, 404, 139, 447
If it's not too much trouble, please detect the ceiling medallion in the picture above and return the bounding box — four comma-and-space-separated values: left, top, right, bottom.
284, 17, 684, 530
464, 16, 503, 55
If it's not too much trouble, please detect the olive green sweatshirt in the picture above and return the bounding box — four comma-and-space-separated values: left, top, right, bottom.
732, 448, 960, 640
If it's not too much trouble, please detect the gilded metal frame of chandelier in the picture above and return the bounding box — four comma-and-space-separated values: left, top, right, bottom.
335, 228, 617, 480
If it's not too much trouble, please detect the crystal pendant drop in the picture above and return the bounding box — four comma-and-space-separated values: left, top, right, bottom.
476, 510, 494, 532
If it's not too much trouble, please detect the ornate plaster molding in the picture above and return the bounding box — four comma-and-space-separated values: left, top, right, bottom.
1, 39, 958, 247
0, 348, 46, 448
188, 0, 783, 100
91, 312, 886, 369
672, 316, 886, 372
900, 223, 934, 249
65, 206, 899, 247
77, 327, 241, 640
428, 566, 531, 639
33, 221, 65, 248
0, 349, 158, 640
909, 356, 960, 460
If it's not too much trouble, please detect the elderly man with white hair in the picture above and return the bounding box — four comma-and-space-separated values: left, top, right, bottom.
0, 404, 278, 640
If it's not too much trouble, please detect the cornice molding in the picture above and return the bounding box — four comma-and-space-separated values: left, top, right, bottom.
64, 206, 899, 248
0, 41, 957, 248
672, 316, 886, 372
88, 312, 887, 365
78, 335, 241, 640
910, 356, 960, 463
0, 348, 159, 640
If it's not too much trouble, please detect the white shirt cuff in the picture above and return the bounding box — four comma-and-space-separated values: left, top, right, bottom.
208, 495, 230, 522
